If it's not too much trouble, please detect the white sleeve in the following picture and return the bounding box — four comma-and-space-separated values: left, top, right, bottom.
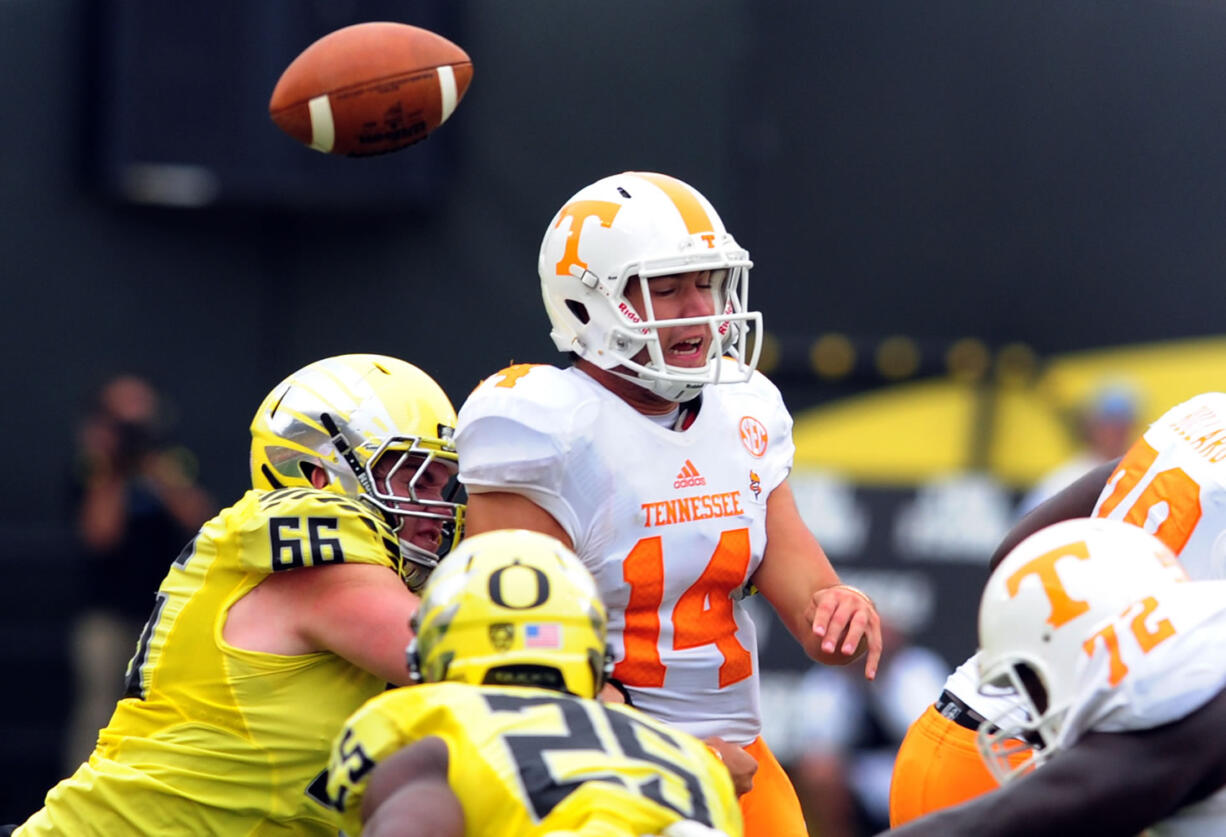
454, 367, 605, 549
455, 412, 583, 543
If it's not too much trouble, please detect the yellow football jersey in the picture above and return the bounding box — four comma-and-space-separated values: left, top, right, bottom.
327, 682, 743, 837
18, 488, 403, 836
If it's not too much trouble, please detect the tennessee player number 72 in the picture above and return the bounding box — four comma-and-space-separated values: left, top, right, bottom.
1082, 594, 1178, 687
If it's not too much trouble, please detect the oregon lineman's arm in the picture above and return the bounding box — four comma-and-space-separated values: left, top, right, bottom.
224, 562, 419, 686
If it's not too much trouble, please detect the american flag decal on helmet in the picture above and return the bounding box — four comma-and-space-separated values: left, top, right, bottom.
524, 623, 562, 649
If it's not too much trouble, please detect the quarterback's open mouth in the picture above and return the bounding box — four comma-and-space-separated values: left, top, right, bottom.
667, 336, 706, 364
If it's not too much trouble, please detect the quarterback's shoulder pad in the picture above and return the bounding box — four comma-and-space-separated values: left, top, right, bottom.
705, 364, 790, 419
456, 365, 601, 493
713, 366, 793, 439
236, 488, 399, 574
734, 365, 789, 408
709, 367, 795, 494
459, 364, 599, 429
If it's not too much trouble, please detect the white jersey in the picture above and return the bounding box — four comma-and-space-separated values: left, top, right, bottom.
1093, 392, 1226, 580
1057, 580, 1226, 836
455, 363, 794, 744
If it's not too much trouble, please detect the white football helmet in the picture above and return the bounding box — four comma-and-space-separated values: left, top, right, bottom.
538, 171, 761, 402
976, 517, 1188, 783
249, 354, 465, 590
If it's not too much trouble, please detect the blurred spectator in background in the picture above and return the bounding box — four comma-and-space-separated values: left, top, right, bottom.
64, 374, 215, 771
1015, 380, 1138, 517
789, 620, 949, 837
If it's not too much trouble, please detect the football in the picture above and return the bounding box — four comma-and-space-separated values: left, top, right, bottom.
268, 21, 473, 157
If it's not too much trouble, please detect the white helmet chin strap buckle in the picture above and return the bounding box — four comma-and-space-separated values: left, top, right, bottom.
607, 367, 702, 403
653, 378, 703, 403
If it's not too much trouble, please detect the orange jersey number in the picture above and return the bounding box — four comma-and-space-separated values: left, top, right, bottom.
614, 529, 753, 689
1095, 439, 1203, 555
1082, 595, 1177, 686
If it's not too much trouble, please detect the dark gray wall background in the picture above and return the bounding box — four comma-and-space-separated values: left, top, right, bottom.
746, 1, 1226, 347
4, 0, 1226, 819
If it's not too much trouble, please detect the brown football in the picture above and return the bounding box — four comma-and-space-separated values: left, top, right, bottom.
269, 21, 472, 157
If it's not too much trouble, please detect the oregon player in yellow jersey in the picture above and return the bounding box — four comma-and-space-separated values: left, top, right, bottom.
14, 354, 465, 836
325, 529, 743, 837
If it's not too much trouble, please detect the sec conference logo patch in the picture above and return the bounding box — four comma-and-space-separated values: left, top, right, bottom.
739, 416, 768, 457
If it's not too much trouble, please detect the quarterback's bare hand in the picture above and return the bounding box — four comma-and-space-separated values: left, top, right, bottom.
807, 584, 883, 679
704, 736, 757, 797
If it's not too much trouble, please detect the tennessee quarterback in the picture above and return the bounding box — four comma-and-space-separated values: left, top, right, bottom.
452, 171, 882, 836
325, 528, 743, 837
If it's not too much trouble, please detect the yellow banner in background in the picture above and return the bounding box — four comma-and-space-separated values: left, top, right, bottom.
793, 335, 1226, 488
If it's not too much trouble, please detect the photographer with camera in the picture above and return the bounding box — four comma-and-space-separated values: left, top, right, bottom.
64, 374, 215, 771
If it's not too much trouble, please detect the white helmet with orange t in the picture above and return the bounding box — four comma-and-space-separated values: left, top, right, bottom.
538, 171, 761, 402
975, 517, 1188, 783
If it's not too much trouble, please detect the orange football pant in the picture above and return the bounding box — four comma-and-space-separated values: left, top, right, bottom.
888, 704, 1027, 826
738, 736, 807, 837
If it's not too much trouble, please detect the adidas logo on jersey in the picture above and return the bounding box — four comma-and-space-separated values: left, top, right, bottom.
674, 460, 707, 489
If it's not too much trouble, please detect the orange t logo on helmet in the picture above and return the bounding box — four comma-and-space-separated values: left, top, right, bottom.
1005, 540, 1093, 628
552, 200, 622, 277
552, 174, 723, 279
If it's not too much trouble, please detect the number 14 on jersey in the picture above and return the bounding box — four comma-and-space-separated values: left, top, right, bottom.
615, 528, 753, 689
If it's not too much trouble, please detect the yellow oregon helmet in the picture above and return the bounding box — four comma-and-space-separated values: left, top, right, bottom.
249, 353, 464, 589
408, 529, 609, 698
